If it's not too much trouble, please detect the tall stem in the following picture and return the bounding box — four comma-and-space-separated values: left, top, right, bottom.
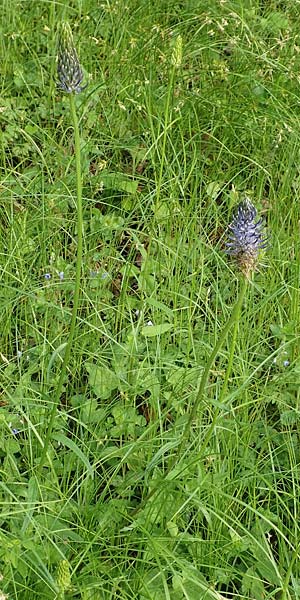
38, 93, 83, 470
155, 66, 175, 213
175, 276, 248, 462
132, 277, 249, 516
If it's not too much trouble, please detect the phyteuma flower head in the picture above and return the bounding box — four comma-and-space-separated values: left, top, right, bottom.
226, 197, 267, 278
57, 22, 86, 94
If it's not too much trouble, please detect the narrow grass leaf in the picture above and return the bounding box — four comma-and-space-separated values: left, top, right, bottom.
52, 432, 93, 476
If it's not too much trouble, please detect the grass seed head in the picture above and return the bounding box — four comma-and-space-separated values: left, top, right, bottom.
57, 560, 71, 592
171, 34, 183, 68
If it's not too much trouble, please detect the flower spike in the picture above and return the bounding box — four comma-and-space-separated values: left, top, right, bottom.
226, 197, 267, 278
57, 22, 86, 94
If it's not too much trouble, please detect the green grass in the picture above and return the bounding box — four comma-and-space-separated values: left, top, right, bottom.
0, 0, 300, 598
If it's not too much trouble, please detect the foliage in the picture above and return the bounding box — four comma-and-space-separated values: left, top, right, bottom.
0, 0, 300, 598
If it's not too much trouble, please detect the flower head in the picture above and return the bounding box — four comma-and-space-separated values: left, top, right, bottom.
57, 22, 86, 94
171, 35, 183, 68
57, 560, 72, 592
226, 197, 267, 278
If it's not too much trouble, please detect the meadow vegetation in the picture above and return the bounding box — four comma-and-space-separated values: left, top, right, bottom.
0, 0, 300, 598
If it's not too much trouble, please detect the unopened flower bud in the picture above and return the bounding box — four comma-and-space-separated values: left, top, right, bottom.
57, 22, 86, 94
171, 35, 183, 68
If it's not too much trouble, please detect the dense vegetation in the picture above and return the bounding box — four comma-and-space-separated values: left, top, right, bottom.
0, 1, 300, 598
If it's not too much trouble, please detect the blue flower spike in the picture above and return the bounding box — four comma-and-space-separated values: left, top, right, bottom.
57, 22, 86, 94
226, 197, 268, 278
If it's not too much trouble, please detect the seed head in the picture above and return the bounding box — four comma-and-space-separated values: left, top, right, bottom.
226, 197, 267, 278
56, 560, 71, 592
57, 22, 86, 94
171, 35, 183, 68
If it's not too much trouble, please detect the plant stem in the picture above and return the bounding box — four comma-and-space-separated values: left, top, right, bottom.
132, 277, 249, 516
280, 542, 299, 600
38, 93, 83, 470
155, 65, 175, 213
175, 275, 248, 462
218, 286, 245, 405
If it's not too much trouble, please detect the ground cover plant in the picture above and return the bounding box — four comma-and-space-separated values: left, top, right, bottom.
0, 0, 300, 598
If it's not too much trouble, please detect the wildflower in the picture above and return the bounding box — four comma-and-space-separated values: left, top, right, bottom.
226, 197, 267, 278
44, 273, 51, 280
11, 428, 20, 435
58, 271, 65, 280
57, 22, 86, 94
273, 352, 290, 368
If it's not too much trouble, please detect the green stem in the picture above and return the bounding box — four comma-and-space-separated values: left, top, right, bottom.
280, 543, 299, 600
131, 277, 249, 516
155, 66, 175, 213
218, 289, 244, 405
175, 275, 248, 462
38, 93, 83, 470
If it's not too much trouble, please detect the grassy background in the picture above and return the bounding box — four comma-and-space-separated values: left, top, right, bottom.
0, 0, 300, 598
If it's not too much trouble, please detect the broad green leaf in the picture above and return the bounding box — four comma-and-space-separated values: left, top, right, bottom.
140, 569, 167, 600
242, 567, 265, 600
206, 180, 222, 200
172, 565, 226, 599
35, 515, 84, 541
94, 172, 138, 194
146, 297, 174, 319
21, 476, 39, 534
141, 323, 173, 337
85, 362, 119, 399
